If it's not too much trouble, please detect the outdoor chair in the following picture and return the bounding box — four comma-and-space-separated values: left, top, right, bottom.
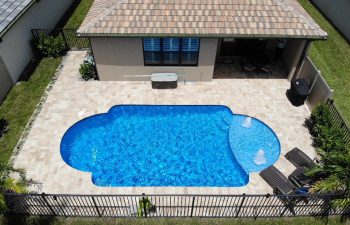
259, 64, 273, 77
241, 53, 273, 77
288, 167, 313, 187
259, 165, 297, 195
240, 59, 256, 75
285, 148, 320, 187
260, 166, 309, 215
285, 147, 318, 169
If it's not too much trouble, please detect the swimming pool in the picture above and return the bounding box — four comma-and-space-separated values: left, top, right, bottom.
60, 105, 280, 187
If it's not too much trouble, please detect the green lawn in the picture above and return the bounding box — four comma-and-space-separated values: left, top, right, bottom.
0, 57, 62, 164
0, 0, 94, 164
298, 0, 350, 122
0, 216, 347, 225
64, 0, 94, 28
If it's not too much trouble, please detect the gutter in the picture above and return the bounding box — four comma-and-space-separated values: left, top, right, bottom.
0, 0, 37, 40
77, 32, 328, 41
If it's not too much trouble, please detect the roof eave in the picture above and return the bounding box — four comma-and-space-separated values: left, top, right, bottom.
77, 32, 328, 40
0, 0, 36, 39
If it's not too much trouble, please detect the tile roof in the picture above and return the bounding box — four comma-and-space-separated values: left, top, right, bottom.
78, 0, 327, 39
0, 0, 34, 36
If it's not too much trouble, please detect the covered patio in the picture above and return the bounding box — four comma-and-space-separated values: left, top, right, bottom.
214, 38, 307, 79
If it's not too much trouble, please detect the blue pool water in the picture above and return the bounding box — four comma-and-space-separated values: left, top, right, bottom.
60, 105, 280, 187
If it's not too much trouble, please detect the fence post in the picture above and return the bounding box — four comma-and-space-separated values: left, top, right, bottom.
280, 198, 296, 217
3, 193, 14, 214
60, 30, 69, 50
235, 193, 246, 218
190, 197, 195, 217
53, 195, 67, 217
31, 29, 37, 39
41, 192, 56, 216
142, 193, 147, 218
92, 196, 101, 217
321, 195, 334, 218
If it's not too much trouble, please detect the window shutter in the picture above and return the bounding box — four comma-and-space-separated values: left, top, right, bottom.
144, 38, 161, 51
163, 38, 180, 51
143, 38, 199, 66
182, 38, 199, 52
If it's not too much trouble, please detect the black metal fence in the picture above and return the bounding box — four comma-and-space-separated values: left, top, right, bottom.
326, 99, 350, 146
32, 29, 90, 50
4, 193, 349, 218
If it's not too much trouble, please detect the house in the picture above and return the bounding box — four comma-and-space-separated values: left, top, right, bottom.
312, 0, 350, 41
77, 0, 327, 82
0, 0, 74, 101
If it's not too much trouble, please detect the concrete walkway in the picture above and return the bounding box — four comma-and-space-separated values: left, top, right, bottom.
13, 51, 315, 195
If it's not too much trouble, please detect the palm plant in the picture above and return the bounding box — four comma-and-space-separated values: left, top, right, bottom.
0, 163, 27, 213
307, 147, 350, 209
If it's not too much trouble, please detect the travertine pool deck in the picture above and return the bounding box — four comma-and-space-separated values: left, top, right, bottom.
13, 51, 315, 195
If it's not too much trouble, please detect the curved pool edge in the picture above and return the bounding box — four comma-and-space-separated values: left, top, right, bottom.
228, 114, 281, 173
60, 105, 280, 187
60, 104, 237, 176
60, 112, 109, 171
108, 104, 235, 114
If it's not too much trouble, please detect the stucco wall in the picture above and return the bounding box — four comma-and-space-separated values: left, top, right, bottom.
0, 56, 13, 102
91, 38, 218, 81
281, 39, 307, 80
0, 0, 73, 83
312, 0, 350, 41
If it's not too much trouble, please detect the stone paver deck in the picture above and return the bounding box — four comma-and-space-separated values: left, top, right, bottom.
13, 51, 315, 195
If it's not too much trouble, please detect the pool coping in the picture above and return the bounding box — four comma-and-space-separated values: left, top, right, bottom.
60, 104, 281, 189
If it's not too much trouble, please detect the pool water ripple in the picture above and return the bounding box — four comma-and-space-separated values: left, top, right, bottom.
60, 105, 280, 187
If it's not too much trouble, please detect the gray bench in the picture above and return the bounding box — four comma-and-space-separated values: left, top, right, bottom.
151, 73, 178, 89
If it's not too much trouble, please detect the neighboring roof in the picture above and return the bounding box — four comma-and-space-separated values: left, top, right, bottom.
0, 0, 35, 38
78, 0, 327, 39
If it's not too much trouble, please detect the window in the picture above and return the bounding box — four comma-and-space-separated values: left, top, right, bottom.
181, 38, 200, 65
143, 38, 161, 65
143, 38, 200, 66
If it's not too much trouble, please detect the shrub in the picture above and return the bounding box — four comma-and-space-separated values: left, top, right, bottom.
0, 118, 8, 138
307, 103, 333, 136
306, 103, 350, 209
34, 35, 66, 58
307, 102, 347, 152
314, 126, 346, 152
79, 62, 97, 81
137, 197, 156, 217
